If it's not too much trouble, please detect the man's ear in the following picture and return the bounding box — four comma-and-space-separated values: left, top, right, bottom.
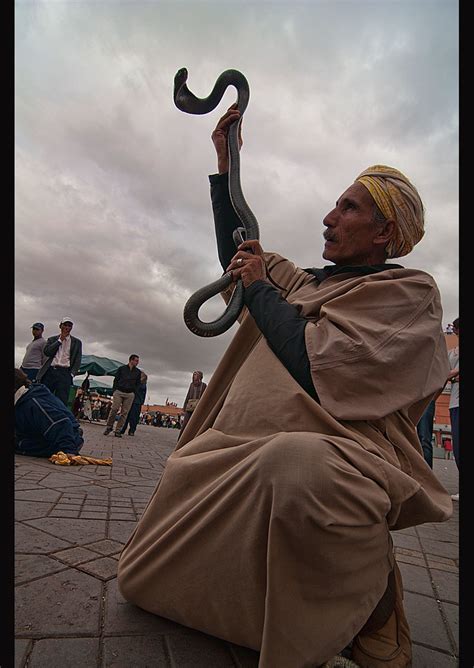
374, 218, 396, 246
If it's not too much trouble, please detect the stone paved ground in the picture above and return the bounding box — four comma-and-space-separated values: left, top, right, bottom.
14, 422, 459, 667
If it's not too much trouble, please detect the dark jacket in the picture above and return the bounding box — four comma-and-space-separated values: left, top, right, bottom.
113, 365, 142, 394
15, 384, 84, 457
36, 334, 83, 380
133, 383, 147, 406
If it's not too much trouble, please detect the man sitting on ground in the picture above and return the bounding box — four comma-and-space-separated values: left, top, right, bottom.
117, 107, 452, 668
15, 368, 84, 458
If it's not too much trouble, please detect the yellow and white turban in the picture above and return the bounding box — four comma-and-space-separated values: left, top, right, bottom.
355, 165, 425, 258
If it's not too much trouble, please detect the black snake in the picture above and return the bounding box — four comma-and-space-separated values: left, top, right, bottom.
173, 68, 260, 337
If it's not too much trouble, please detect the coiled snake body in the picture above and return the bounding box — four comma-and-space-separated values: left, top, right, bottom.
173, 68, 260, 337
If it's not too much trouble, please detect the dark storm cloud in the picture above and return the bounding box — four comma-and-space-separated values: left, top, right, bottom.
15, 1, 458, 402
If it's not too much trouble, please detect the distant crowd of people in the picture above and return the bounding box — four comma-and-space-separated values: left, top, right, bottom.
140, 413, 181, 428
15, 316, 207, 457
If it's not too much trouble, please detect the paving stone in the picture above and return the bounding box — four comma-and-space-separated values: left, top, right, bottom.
102, 636, 168, 667
392, 526, 417, 536
49, 510, 81, 518
110, 513, 136, 521
110, 488, 155, 501
419, 538, 459, 560
15, 522, 71, 553
16, 569, 102, 637
87, 539, 125, 556
395, 547, 425, 559
440, 601, 459, 654
53, 546, 100, 565
108, 520, 137, 543
14, 489, 61, 503
416, 525, 450, 540
79, 556, 118, 580
80, 512, 108, 519
15, 638, 31, 668
15, 500, 55, 521
28, 637, 100, 667
427, 557, 458, 573
397, 562, 435, 597
90, 479, 132, 489
431, 570, 459, 603
25, 517, 107, 544
15, 482, 46, 491
53, 485, 110, 498
411, 644, 458, 666
404, 591, 451, 651
82, 504, 107, 512
15, 554, 67, 584
167, 630, 236, 667
394, 551, 425, 568
391, 533, 422, 551
104, 578, 195, 635
113, 476, 148, 485
37, 472, 94, 488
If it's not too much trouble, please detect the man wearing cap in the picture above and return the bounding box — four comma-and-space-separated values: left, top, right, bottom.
20, 323, 47, 381
118, 108, 452, 667
37, 318, 83, 406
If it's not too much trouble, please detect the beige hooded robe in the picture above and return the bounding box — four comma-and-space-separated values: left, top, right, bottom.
118, 253, 452, 667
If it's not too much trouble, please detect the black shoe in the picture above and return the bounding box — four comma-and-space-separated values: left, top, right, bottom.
114, 432, 122, 438
103, 427, 112, 435
128, 431, 135, 436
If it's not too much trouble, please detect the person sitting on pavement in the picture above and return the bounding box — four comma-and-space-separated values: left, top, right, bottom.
15, 368, 84, 458
117, 106, 453, 667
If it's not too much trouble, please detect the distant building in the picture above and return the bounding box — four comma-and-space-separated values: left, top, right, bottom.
141, 403, 184, 418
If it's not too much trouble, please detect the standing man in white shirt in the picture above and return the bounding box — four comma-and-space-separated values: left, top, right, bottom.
37, 317, 83, 406
20, 322, 47, 381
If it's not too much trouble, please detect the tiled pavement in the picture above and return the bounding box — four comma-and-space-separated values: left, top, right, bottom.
14, 422, 460, 667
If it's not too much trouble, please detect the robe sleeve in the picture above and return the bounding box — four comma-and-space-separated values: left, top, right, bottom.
304, 270, 450, 420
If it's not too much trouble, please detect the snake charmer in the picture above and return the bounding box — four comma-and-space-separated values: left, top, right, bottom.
118, 75, 452, 668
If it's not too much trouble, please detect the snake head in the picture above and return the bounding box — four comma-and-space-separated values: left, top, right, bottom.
174, 68, 188, 89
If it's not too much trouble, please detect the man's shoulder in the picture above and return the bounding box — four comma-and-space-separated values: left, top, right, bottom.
17, 383, 52, 405
360, 266, 438, 288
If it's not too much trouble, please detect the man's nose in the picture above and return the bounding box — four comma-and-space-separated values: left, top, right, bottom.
323, 208, 337, 227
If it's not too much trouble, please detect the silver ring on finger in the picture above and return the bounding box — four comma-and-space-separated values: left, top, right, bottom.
236, 258, 244, 266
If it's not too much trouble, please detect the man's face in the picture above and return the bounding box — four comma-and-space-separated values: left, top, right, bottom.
192, 372, 201, 383
32, 327, 43, 339
60, 322, 73, 337
322, 182, 385, 266
129, 356, 139, 368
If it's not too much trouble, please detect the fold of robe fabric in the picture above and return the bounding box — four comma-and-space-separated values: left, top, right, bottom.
118, 253, 452, 667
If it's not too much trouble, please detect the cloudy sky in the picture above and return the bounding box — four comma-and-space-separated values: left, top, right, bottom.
15, 0, 458, 405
